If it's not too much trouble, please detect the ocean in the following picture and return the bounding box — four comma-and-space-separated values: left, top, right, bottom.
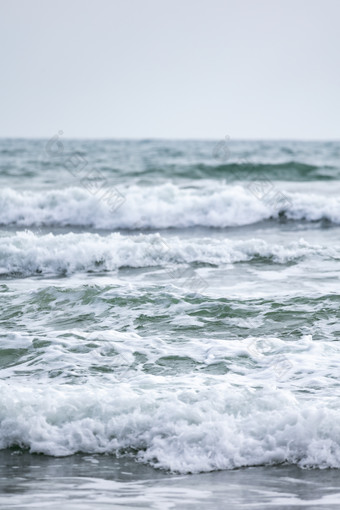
1, 137, 340, 508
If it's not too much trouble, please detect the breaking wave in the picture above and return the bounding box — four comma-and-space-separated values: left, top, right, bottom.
1, 184, 340, 229
0, 231, 337, 276
2, 334, 340, 473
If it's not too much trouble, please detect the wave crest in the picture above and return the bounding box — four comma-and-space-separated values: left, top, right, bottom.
1, 184, 340, 229
0, 231, 336, 276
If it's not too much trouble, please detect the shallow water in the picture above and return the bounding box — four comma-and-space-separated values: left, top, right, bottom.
1, 451, 340, 509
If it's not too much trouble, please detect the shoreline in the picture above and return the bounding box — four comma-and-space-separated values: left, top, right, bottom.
1, 450, 340, 509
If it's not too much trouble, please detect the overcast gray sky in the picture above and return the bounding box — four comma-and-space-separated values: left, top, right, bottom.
0, 0, 339, 139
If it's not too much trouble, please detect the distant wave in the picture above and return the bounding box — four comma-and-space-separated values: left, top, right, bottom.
176, 161, 338, 180
1, 184, 340, 229
0, 231, 337, 276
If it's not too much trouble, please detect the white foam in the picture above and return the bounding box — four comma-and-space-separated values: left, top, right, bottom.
1, 374, 340, 473
1, 333, 340, 473
0, 332, 32, 349
0, 231, 335, 276
1, 183, 340, 229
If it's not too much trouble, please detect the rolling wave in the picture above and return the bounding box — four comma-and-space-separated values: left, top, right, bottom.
0, 231, 336, 276
178, 161, 338, 180
1, 184, 340, 229
2, 333, 340, 473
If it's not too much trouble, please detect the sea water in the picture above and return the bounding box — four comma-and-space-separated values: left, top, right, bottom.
1, 138, 340, 508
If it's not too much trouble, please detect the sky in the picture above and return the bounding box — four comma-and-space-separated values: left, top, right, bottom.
0, 0, 339, 140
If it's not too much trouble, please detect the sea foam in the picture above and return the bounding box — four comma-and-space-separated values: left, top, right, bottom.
1, 370, 340, 473
1, 184, 340, 229
0, 231, 336, 276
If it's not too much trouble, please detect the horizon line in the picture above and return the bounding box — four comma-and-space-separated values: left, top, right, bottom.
0, 136, 339, 142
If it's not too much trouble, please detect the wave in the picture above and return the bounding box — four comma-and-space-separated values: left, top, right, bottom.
180, 161, 338, 181
1, 184, 340, 229
2, 348, 340, 473
0, 231, 336, 276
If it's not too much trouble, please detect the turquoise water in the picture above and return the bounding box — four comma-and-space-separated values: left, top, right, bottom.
1, 138, 340, 507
